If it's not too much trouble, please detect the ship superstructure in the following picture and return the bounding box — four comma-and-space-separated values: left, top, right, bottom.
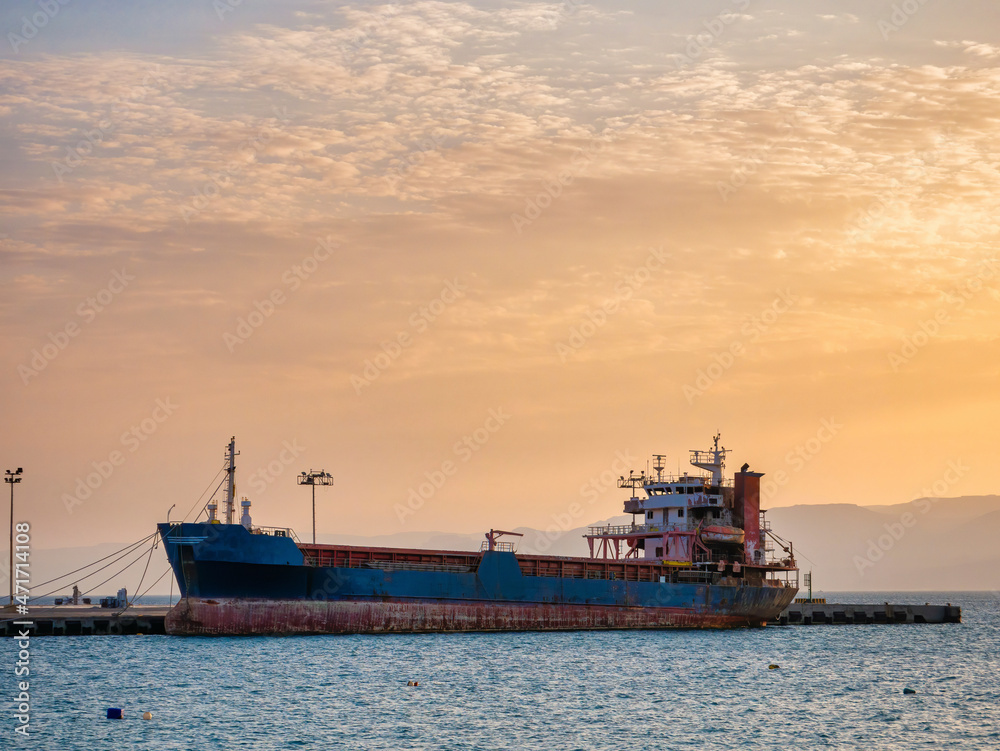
584, 434, 794, 585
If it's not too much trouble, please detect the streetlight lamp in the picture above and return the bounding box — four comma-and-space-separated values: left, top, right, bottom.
5, 468, 22, 607
297, 470, 333, 544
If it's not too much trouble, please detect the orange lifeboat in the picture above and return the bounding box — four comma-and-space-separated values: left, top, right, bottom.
699, 525, 745, 545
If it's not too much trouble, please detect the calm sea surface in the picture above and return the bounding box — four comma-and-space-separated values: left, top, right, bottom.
6, 591, 998, 750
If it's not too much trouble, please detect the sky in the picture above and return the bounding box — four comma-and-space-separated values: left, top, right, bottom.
2, 0, 999, 553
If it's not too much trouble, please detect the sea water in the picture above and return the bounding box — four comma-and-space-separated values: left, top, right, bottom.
5, 592, 998, 749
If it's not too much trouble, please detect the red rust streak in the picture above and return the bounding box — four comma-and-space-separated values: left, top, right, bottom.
166, 598, 776, 636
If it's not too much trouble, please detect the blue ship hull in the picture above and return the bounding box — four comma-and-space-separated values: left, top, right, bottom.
158, 523, 797, 635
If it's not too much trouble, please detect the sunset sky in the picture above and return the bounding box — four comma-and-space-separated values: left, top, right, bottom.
2, 0, 999, 553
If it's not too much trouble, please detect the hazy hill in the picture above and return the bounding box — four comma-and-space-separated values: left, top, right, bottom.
25, 496, 1000, 597
768, 495, 1000, 591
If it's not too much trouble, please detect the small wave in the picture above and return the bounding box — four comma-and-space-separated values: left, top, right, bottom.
871, 712, 901, 723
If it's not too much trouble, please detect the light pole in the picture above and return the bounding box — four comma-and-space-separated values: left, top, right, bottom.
5, 468, 22, 607
297, 470, 333, 544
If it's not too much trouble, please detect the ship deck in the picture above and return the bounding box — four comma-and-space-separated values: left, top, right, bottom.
296, 543, 794, 586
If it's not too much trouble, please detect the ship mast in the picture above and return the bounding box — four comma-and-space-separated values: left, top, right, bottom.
689, 431, 728, 486
224, 436, 239, 524
652, 454, 666, 482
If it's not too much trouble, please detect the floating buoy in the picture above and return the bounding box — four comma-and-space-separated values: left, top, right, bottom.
142, 711, 153, 720
106, 708, 124, 720
903, 688, 916, 695
768, 664, 780, 670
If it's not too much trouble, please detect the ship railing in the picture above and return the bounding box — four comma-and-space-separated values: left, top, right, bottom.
621, 472, 732, 488
689, 448, 729, 464
586, 523, 692, 537
364, 561, 477, 574
587, 524, 644, 536
676, 569, 715, 584
480, 541, 517, 552
251, 526, 300, 542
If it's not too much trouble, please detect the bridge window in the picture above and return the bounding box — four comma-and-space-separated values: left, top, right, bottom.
647, 511, 653, 519
677, 509, 684, 518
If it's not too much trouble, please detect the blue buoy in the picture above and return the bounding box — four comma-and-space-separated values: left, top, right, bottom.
107, 707, 124, 720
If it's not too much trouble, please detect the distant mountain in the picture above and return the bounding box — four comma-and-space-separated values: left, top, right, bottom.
27, 496, 1000, 597
768, 495, 1000, 591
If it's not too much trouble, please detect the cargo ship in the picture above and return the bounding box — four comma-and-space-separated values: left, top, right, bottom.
158, 435, 798, 635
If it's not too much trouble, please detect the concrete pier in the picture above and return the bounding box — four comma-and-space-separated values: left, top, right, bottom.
0, 606, 170, 636
773, 601, 961, 625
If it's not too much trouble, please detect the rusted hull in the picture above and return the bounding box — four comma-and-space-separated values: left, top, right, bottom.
166, 595, 795, 636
